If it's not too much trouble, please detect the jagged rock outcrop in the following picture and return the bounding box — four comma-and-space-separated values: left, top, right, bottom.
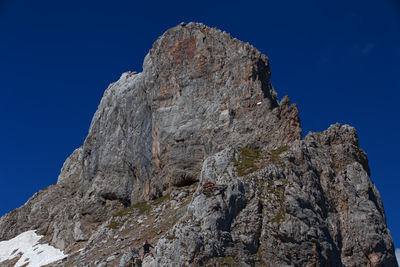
78, 21, 301, 207
145, 24, 300, 192
0, 22, 396, 266
156, 124, 396, 266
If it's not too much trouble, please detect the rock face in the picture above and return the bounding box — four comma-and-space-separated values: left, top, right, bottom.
0, 22, 397, 266
144, 24, 300, 193
156, 124, 396, 266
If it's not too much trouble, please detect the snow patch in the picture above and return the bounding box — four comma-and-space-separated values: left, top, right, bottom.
396, 248, 400, 264
0, 230, 67, 267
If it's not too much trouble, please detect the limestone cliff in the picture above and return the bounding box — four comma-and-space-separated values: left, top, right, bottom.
0, 23, 396, 267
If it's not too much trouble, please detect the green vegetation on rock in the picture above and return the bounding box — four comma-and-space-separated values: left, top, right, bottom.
115, 205, 135, 217
132, 201, 151, 215
270, 146, 289, 165
206, 256, 237, 266
267, 179, 287, 225
216, 256, 237, 266
107, 220, 119, 230
233, 147, 262, 176
107, 201, 151, 229
152, 193, 170, 206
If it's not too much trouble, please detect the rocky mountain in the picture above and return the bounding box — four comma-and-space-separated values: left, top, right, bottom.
0, 22, 397, 267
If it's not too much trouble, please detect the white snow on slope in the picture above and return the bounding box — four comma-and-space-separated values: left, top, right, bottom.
0, 230, 67, 267
396, 248, 400, 265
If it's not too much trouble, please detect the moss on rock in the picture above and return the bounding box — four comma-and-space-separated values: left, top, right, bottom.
233, 147, 262, 176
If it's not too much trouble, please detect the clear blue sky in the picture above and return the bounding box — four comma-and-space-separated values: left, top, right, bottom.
0, 0, 399, 249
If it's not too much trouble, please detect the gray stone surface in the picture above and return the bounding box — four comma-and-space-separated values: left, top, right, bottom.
144, 23, 300, 193
80, 71, 153, 205
0, 22, 396, 267
155, 126, 397, 266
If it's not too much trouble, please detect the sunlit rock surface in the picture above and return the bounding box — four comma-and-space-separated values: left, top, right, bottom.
0, 23, 396, 267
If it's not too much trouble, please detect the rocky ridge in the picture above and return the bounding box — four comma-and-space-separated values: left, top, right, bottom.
0, 22, 397, 266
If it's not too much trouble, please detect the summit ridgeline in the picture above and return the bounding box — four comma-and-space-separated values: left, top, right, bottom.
0, 23, 397, 267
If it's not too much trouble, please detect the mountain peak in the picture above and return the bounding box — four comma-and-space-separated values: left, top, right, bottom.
0, 23, 396, 267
